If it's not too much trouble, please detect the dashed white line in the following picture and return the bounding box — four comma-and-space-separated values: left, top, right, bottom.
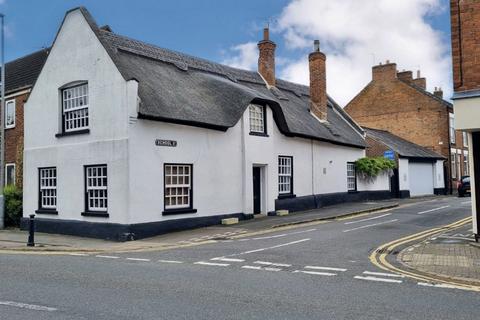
293, 270, 337, 276
0, 301, 57, 312
211, 257, 245, 262
354, 276, 403, 284
68, 253, 89, 256
95, 255, 120, 259
344, 213, 392, 225
158, 260, 183, 264
362, 271, 404, 278
263, 267, 282, 272
242, 265, 262, 270
253, 261, 291, 267
234, 238, 311, 255
194, 261, 230, 267
417, 205, 450, 215
417, 282, 470, 290
342, 219, 398, 233
304, 266, 347, 272
126, 258, 151, 262
461, 201, 471, 205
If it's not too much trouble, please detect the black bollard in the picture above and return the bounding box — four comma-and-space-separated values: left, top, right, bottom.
27, 214, 35, 247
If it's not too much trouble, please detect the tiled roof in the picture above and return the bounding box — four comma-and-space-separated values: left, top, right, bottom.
4, 48, 49, 94
365, 128, 445, 160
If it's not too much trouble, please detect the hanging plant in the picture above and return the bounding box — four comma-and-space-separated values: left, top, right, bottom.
355, 157, 396, 182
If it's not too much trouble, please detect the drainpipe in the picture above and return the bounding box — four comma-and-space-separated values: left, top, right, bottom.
241, 114, 247, 215
0, 14, 5, 229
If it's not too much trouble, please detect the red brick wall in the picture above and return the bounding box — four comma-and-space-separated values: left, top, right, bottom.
345, 69, 467, 191
451, 0, 480, 92
4, 92, 27, 189
309, 50, 327, 121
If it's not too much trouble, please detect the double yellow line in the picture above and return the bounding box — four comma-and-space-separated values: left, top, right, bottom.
370, 216, 480, 292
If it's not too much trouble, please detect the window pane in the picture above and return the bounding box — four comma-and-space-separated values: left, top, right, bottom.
85, 165, 108, 211
164, 164, 192, 210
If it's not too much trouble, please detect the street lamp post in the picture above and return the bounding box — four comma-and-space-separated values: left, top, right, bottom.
0, 13, 5, 229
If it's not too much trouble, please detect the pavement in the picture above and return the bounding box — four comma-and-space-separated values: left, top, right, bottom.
399, 219, 480, 285
1, 195, 479, 320
0, 199, 400, 253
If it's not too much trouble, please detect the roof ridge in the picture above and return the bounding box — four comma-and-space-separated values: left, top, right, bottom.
398, 78, 452, 107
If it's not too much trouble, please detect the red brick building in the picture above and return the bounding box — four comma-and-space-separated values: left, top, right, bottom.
450, 0, 480, 240
3, 49, 49, 188
344, 62, 468, 193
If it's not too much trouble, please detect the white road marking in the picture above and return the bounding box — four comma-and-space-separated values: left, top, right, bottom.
264, 267, 282, 272
417, 282, 470, 290
354, 276, 402, 284
342, 219, 398, 233
438, 235, 475, 241
304, 266, 347, 272
363, 271, 404, 278
238, 239, 250, 242
461, 201, 471, 205
344, 213, 392, 225
95, 255, 120, 259
235, 238, 310, 255
0, 301, 57, 312
293, 270, 336, 276
250, 228, 317, 241
68, 253, 89, 256
417, 205, 450, 215
211, 257, 245, 262
158, 260, 183, 264
242, 265, 262, 270
194, 261, 230, 267
253, 261, 291, 267
126, 258, 151, 262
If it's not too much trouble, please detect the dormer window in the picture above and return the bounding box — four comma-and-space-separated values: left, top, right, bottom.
249, 104, 267, 136
61, 83, 89, 133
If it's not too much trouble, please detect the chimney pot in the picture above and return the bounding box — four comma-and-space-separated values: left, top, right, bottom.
433, 86, 443, 99
309, 41, 327, 121
417, 70, 421, 78
372, 61, 397, 81
263, 27, 269, 41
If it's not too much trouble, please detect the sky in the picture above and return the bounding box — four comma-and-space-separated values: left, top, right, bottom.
1, 0, 452, 106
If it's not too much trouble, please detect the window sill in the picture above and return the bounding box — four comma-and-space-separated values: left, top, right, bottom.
56, 129, 90, 138
162, 208, 198, 216
81, 211, 109, 218
35, 209, 58, 215
5, 126, 15, 130
249, 132, 269, 137
278, 193, 296, 199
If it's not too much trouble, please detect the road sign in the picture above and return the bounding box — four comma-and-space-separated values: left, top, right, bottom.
384, 150, 395, 160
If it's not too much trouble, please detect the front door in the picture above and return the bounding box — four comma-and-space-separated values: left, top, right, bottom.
253, 167, 261, 214
390, 168, 400, 198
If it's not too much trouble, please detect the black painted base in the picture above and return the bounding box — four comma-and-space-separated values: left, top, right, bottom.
398, 190, 411, 199
275, 190, 392, 213
434, 188, 447, 195
20, 212, 253, 242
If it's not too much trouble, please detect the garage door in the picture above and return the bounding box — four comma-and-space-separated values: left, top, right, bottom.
408, 161, 434, 196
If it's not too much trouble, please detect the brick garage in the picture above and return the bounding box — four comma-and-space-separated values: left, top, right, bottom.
345, 62, 469, 192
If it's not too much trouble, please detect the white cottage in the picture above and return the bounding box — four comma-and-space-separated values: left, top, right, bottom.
22, 7, 389, 240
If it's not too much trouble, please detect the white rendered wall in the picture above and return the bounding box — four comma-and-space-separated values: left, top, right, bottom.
23, 10, 130, 224
357, 172, 390, 191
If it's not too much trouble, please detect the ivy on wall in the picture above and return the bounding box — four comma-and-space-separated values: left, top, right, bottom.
355, 157, 396, 182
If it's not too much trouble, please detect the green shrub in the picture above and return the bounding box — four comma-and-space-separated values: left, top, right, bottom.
4, 185, 22, 227
355, 157, 396, 182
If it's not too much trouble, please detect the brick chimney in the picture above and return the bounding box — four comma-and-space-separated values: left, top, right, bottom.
433, 87, 443, 99
372, 60, 397, 81
413, 70, 426, 90
309, 40, 327, 122
397, 70, 413, 84
257, 27, 276, 87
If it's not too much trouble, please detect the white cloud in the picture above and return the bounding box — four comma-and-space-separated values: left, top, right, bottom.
221, 42, 258, 70
277, 0, 451, 106
221, 0, 451, 107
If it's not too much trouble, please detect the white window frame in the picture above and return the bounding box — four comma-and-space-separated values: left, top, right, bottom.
278, 156, 293, 195
5, 163, 15, 186
62, 83, 89, 133
249, 104, 266, 134
39, 167, 57, 210
451, 152, 457, 179
85, 165, 108, 212
5, 99, 15, 129
463, 152, 469, 176
463, 132, 468, 147
347, 162, 357, 192
449, 113, 455, 144
164, 164, 192, 211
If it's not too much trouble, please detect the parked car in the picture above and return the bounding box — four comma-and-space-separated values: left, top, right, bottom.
458, 176, 471, 197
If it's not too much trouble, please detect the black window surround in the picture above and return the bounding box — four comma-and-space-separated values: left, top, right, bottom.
249, 104, 269, 137
56, 81, 90, 138
162, 163, 197, 215
37, 167, 58, 214
82, 164, 109, 218
347, 161, 358, 193
278, 155, 296, 199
